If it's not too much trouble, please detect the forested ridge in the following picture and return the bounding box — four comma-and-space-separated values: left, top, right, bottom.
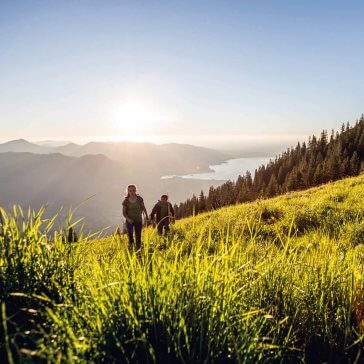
175, 116, 364, 218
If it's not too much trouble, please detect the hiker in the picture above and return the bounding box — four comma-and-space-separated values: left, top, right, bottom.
122, 184, 148, 250
150, 194, 175, 236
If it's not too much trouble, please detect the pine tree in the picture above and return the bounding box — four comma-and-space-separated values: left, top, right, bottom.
198, 190, 206, 212
277, 166, 285, 185
319, 130, 328, 153
245, 171, 253, 188
358, 133, 364, 159
326, 154, 340, 181
266, 174, 279, 197
285, 169, 298, 191
313, 164, 323, 185
340, 157, 350, 177
350, 151, 361, 175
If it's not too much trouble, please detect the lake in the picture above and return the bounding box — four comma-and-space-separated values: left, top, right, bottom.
161, 157, 272, 181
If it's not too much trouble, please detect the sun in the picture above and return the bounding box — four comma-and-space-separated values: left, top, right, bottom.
113, 97, 159, 136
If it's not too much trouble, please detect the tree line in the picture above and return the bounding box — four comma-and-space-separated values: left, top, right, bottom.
174, 116, 364, 219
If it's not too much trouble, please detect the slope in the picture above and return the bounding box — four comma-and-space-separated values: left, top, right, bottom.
1, 174, 363, 362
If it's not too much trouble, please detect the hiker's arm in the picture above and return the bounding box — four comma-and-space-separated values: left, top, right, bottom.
141, 201, 148, 219
150, 205, 157, 220
150, 204, 157, 227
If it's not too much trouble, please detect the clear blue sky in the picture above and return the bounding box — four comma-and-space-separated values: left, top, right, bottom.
0, 0, 363, 146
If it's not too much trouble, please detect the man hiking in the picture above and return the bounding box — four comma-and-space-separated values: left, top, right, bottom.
122, 184, 148, 250
150, 194, 175, 236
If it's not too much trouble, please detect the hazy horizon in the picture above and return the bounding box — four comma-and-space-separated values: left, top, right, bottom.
0, 132, 309, 145
0, 132, 317, 158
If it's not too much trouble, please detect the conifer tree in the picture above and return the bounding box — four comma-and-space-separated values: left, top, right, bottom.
350, 151, 361, 175
266, 174, 279, 197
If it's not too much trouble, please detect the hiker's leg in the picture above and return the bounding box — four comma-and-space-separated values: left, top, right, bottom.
164, 219, 170, 235
134, 221, 143, 249
126, 221, 134, 244
157, 220, 163, 235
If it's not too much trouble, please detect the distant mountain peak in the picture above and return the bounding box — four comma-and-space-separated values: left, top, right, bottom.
7, 138, 32, 144
0, 139, 47, 153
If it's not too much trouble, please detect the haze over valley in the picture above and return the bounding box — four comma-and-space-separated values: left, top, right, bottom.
0, 139, 232, 230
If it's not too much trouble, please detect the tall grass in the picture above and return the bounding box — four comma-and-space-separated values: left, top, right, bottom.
1, 175, 364, 363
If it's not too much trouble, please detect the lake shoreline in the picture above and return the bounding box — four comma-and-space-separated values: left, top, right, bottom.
161, 157, 272, 181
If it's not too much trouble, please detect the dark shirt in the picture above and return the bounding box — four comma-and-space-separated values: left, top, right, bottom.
150, 201, 175, 223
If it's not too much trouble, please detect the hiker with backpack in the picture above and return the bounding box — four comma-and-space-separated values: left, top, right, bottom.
150, 194, 175, 236
122, 184, 148, 250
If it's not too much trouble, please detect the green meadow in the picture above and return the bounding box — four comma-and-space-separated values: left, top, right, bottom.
1, 175, 364, 363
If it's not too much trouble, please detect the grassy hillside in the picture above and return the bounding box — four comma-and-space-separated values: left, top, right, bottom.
1, 175, 364, 363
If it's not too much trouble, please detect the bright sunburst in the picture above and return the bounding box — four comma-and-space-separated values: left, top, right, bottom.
113, 97, 160, 136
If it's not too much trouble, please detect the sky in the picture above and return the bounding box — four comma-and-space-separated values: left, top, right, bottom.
0, 0, 364, 149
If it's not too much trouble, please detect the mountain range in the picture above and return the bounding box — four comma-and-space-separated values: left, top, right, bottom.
0, 139, 228, 175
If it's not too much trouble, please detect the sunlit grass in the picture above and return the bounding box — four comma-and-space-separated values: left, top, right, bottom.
1, 175, 364, 362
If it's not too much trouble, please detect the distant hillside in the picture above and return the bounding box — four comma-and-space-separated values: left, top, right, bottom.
0, 139, 52, 154
0, 140, 228, 176
176, 116, 364, 218
54, 142, 80, 155
69, 141, 228, 175
0, 152, 124, 228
